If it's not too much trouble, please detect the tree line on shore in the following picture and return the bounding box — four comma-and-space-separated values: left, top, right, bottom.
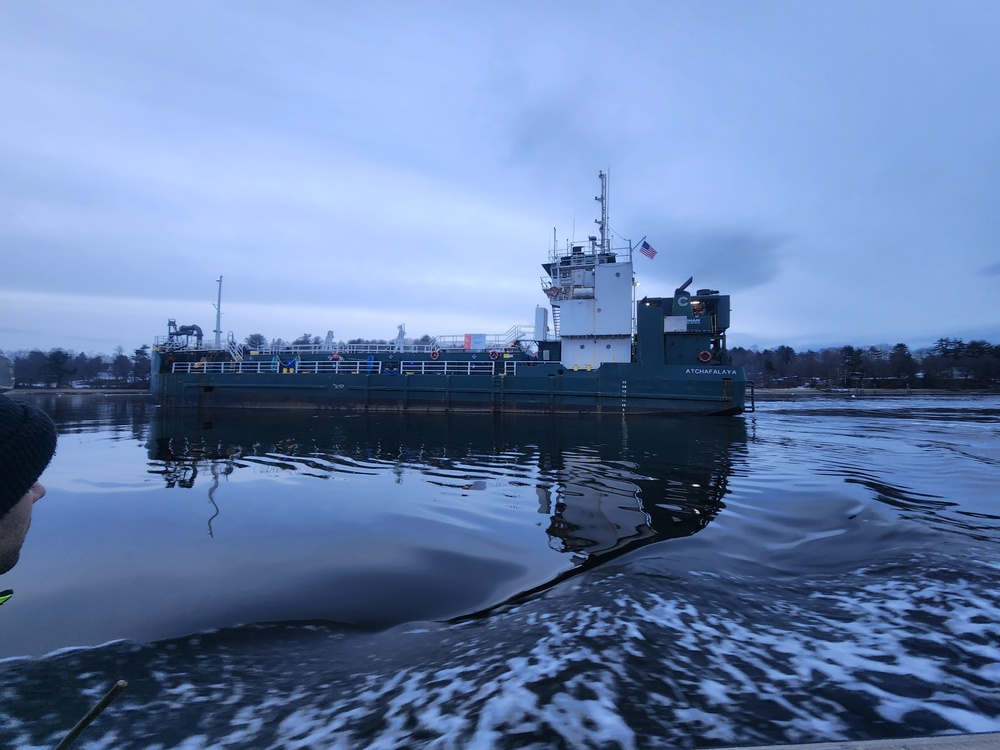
4, 336, 998, 390
731, 338, 1000, 389
4, 346, 151, 388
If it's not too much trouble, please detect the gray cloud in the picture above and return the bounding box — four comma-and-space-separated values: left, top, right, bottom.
3, 2, 1000, 353
627, 223, 788, 293
673, 228, 787, 292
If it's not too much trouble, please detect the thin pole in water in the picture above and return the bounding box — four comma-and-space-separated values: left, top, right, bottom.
54, 679, 127, 750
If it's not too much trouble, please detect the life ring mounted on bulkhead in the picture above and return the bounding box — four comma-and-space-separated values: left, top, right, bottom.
430, 350, 440, 360
698, 350, 712, 363
489, 350, 500, 360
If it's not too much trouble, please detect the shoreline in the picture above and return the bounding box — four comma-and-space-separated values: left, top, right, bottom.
4, 388, 152, 396
753, 387, 997, 400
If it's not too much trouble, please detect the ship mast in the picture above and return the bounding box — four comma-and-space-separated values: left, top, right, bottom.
595, 170, 608, 252
213, 275, 223, 348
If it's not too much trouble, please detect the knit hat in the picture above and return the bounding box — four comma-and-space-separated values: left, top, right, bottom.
0, 396, 57, 519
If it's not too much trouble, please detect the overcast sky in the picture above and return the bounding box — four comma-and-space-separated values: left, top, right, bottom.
2, 1, 999, 357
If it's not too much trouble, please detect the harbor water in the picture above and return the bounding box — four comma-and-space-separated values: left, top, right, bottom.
1, 393, 998, 748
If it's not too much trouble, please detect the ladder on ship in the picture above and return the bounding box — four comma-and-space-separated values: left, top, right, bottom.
227, 334, 243, 362
491, 375, 504, 412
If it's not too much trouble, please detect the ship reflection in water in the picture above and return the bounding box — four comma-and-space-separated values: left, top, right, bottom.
144, 409, 748, 633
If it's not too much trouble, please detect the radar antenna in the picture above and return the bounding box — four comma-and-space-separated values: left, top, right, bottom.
595, 170, 609, 252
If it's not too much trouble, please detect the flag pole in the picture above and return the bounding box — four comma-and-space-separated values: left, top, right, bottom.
634, 235, 647, 261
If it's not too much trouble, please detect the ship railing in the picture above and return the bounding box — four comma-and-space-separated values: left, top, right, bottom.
500, 324, 534, 345
154, 335, 229, 353
432, 335, 484, 349
547, 242, 632, 266
249, 342, 439, 355
296, 360, 383, 374
399, 361, 496, 376
170, 360, 383, 375
168, 359, 514, 376
433, 326, 533, 351
159, 334, 536, 356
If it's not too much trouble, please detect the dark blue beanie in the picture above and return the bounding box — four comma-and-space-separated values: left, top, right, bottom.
0, 396, 57, 518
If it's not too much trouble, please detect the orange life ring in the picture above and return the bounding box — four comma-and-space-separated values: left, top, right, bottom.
489, 350, 499, 360
430, 350, 440, 360
698, 350, 712, 363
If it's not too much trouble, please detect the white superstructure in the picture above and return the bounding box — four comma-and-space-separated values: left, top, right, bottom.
542, 171, 633, 370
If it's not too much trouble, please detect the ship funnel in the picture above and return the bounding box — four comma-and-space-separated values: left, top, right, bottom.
672, 278, 694, 317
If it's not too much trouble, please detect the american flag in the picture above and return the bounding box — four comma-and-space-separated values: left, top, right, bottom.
639, 240, 657, 259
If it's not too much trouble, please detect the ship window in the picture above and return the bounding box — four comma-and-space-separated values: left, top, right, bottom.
606, 344, 611, 349
580, 344, 585, 349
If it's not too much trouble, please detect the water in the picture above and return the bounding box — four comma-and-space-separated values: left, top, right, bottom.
1, 393, 998, 748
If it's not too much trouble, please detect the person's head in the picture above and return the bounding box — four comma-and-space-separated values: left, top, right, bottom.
0, 396, 57, 575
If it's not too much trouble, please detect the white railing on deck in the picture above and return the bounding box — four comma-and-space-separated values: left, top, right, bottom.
170, 359, 512, 376
154, 336, 228, 352
157, 328, 535, 356
400, 361, 495, 375
171, 360, 383, 375
432, 325, 534, 351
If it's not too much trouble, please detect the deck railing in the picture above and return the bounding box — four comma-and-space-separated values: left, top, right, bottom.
170, 360, 383, 375
157, 334, 534, 357
169, 360, 511, 376
399, 361, 496, 375
432, 325, 534, 351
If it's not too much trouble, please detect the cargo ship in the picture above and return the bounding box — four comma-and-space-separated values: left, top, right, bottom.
151, 173, 752, 415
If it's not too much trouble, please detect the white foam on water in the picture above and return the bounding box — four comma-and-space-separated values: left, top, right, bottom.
3, 517, 999, 750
